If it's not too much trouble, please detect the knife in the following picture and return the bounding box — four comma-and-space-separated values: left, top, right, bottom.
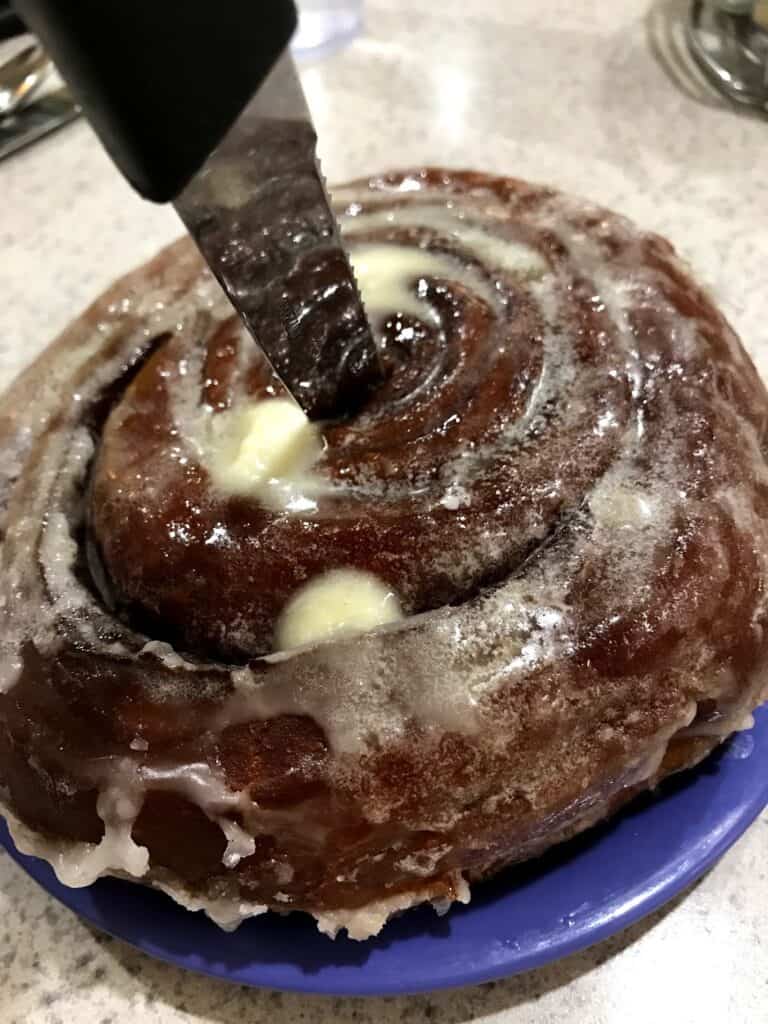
13, 0, 380, 420
0, 1, 24, 41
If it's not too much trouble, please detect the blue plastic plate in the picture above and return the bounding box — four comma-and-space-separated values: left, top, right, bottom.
3, 704, 767, 996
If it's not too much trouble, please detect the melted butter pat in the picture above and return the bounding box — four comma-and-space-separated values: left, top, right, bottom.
275, 568, 403, 651
349, 242, 497, 326
206, 398, 324, 512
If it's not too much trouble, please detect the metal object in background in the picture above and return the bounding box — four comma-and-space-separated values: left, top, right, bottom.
0, 42, 51, 117
0, 2, 78, 158
0, 85, 78, 159
687, 0, 768, 110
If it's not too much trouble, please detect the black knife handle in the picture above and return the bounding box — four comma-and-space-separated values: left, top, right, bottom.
0, 3, 25, 40
12, 0, 297, 202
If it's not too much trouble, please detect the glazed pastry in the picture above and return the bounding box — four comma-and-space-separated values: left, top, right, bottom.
1, 169, 767, 940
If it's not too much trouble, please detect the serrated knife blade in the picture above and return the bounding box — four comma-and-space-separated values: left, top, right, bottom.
175, 51, 379, 420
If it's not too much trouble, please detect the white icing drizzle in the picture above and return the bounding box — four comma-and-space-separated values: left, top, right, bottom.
313, 872, 471, 941
3, 783, 469, 939
348, 242, 498, 325
341, 200, 548, 279
219, 817, 257, 869
151, 878, 267, 932
0, 686, 755, 938
395, 844, 452, 878
7, 760, 261, 887
139, 762, 257, 868
7, 761, 149, 888
139, 640, 200, 672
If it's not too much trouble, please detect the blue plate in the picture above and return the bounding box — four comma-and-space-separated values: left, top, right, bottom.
3, 705, 768, 996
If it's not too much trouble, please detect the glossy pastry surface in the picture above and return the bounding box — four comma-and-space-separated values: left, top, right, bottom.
1, 170, 767, 939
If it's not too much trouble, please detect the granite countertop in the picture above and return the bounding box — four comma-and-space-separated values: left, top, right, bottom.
1, 1, 766, 1020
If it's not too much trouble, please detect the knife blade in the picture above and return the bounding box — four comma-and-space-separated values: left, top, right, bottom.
13, 1, 379, 421
175, 51, 380, 420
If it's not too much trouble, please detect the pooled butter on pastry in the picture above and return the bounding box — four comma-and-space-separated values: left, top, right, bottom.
206, 397, 324, 511
349, 242, 496, 325
275, 568, 403, 651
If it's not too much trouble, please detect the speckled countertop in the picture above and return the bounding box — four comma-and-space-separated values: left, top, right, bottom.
1, 1, 767, 1020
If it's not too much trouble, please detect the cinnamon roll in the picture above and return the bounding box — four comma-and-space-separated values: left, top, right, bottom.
1, 169, 767, 940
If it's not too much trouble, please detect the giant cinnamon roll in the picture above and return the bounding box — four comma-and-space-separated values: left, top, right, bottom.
1, 169, 767, 940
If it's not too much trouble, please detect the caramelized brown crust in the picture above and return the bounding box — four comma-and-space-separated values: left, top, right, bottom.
0, 170, 767, 938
